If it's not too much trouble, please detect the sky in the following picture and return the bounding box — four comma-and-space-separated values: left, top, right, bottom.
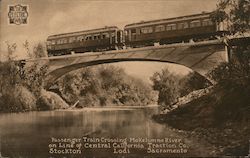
0, 0, 219, 82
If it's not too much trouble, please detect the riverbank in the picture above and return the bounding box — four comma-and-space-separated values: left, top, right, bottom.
56, 104, 159, 112
153, 85, 250, 156
0, 86, 69, 114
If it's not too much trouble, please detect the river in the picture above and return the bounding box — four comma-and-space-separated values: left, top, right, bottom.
0, 106, 211, 157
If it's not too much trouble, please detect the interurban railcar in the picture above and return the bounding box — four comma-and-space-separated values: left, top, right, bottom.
46, 12, 229, 56
46, 26, 123, 56
124, 12, 229, 47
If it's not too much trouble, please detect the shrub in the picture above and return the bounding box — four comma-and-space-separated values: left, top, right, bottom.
0, 85, 36, 112
37, 89, 69, 110
208, 46, 250, 89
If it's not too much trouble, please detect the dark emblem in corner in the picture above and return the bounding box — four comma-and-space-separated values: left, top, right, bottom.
8, 4, 28, 25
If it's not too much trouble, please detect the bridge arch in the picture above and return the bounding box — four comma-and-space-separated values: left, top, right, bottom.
45, 58, 188, 88
36, 40, 228, 89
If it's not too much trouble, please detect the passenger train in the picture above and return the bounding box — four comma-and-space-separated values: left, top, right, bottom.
46, 12, 229, 56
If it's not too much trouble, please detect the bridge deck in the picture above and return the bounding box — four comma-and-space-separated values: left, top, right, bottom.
26, 39, 225, 61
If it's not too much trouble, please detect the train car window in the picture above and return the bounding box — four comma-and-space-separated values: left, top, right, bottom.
102, 33, 109, 39
190, 20, 201, 28
93, 34, 100, 40
56, 40, 61, 44
141, 28, 145, 33
202, 19, 211, 26
208, 20, 213, 25
197, 21, 201, 27
85, 35, 91, 41
141, 27, 153, 34
131, 29, 136, 34
62, 38, 67, 44
77, 36, 84, 41
166, 24, 177, 31
124, 30, 128, 36
155, 25, 165, 32
183, 22, 189, 29
177, 23, 184, 30
166, 25, 172, 31
149, 27, 153, 33
172, 24, 176, 30
76, 36, 80, 41
136, 29, 141, 35
178, 22, 189, 29
69, 37, 76, 43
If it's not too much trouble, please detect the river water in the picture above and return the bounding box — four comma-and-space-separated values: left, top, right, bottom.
0, 106, 208, 158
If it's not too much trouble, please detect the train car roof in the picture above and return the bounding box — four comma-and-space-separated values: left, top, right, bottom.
48, 26, 119, 40
124, 12, 213, 29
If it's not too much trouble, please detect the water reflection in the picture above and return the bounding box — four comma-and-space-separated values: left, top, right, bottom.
0, 107, 190, 157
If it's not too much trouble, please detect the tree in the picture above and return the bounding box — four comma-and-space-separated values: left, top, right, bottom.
21, 41, 49, 96
212, 0, 250, 33
208, 0, 250, 89
23, 40, 32, 58
0, 42, 38, 112
208, 49, 250, 88
56, 65, 155, 107
23, 41, 47, 58
1, 42, 21, 86
150, 68, 181, 107
33, 42, 47, 58
22, 63, 48, 97
230, 0, 250, 33
5, 41, 17, 60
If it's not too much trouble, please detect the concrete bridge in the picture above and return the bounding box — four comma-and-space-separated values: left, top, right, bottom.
25, 39, 231, 89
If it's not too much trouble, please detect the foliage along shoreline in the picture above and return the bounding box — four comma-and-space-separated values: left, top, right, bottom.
0, 42, 71, 113
0, 57, 159, 113
151, 0, 250, 156
53, 65, 157, 108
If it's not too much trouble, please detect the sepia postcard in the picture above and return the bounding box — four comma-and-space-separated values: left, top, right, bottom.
0, 0, 250, 157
